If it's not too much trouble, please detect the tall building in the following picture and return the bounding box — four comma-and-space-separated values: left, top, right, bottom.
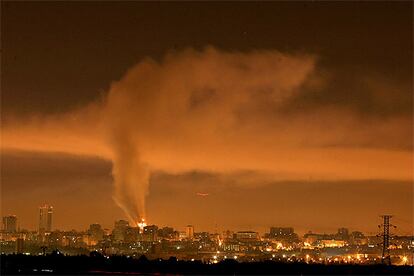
124, 226, 140, 243
89, 224, 104, 241
2, 215, 17, 233
158, 226, 174, 239
112, 220, 129, 241
39, 205, 53, 232
143, 225, 158, 242
336, 227, 350, 240
185, 225, 194, 240
16, 238, 24, 253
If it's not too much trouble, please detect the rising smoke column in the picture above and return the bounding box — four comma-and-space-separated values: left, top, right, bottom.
101, 47, 317, 224
2, 47, 411, 226
111, 134, 149, 225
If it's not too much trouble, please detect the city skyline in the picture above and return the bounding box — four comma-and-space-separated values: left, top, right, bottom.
2, 204, 412, 237
1, 2, 413, 240
2, 209, 412, 267
1, 169, 412, 234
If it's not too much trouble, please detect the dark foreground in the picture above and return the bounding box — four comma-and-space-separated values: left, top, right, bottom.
1, 254, 413, 275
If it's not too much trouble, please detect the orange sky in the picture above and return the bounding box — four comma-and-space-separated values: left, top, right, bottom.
1, 2, 412, 234
2, 48, 412, 231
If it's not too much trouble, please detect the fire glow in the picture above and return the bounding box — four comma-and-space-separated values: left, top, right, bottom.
137, 219, 147, 233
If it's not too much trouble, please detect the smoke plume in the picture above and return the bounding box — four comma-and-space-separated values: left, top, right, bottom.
2, 47, 412, 224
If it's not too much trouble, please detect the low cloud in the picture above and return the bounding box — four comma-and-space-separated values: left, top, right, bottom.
2, 47, 412, 224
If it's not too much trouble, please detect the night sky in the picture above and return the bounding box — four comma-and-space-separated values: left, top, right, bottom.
1, 2, 412, 235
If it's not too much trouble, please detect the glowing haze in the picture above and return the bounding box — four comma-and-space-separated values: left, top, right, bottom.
2, 48, 412, 225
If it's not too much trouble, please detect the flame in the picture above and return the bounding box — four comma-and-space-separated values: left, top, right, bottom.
137, 219, 147, 233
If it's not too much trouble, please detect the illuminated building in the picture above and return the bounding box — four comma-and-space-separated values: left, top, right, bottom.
223, 240, 241, 252
143, 225, 158, 241
15, 238, 24, 253
83, 233, 97, 246
39, 205, 53, 232
336, 228, 349, 240
112, 220, 129, 241
234, 231, 259, 242
89, 224, 104, 241
268, 227, 299, 244
179, 231, 187, 240
158, 226, 174, 239
349, 231, 367, 245
320, 239, 346, 248
185, 225, 194, 240
124, 226, 140, 243
2, 215, 17, 233
270, 227, 294, 238
48, 231, 64, 247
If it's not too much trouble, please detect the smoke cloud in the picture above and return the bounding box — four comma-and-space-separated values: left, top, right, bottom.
2, 47, 412, 224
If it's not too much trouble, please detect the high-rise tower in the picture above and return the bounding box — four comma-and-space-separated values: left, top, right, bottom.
39, 204, 53, 232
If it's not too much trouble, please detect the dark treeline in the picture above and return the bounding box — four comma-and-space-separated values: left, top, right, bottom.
1, 252, 412, 275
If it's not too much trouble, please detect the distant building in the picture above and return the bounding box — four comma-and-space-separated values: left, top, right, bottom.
89, 224, 104, 241
268, 227, 299, 244
270, 227, 295, 238
270, 227, 294, 238
336, 228, 349, 240
112, 220, 129, 242
143, 225, 158, 241
158, 227, 174, 239
223, 230, 234, 240
320, 239, 346, 248
304, 231, 347, 248
179, 231, 187, 240
124, 226, 140, 243
223, 240, 241, 252
16, 238, 24, 253
303, 232, 333, 246
185, 225, 194, 240
48, 231, 64, 247
349, 231, 367, 245
39, 205, 53, 232
195, 231, 210, 241
234, 231, 259, 242
2, 215, 17, 233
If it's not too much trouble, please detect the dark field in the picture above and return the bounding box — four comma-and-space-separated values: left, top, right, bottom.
1, 253, 413, 275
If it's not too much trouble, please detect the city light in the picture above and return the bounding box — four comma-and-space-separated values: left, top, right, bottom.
2, 2, 412, 275
2, 217, 412, 272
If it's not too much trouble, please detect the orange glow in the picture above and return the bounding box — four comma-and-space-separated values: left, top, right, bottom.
1, 48, 412, 229
137, 219, 147, 233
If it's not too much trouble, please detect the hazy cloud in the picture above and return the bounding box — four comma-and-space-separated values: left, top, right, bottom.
2, 47, 412, 224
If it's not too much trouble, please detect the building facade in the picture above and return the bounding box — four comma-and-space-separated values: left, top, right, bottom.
2, 215, 17, 233
39, 205, 53, 232
185, 225, 194, 240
